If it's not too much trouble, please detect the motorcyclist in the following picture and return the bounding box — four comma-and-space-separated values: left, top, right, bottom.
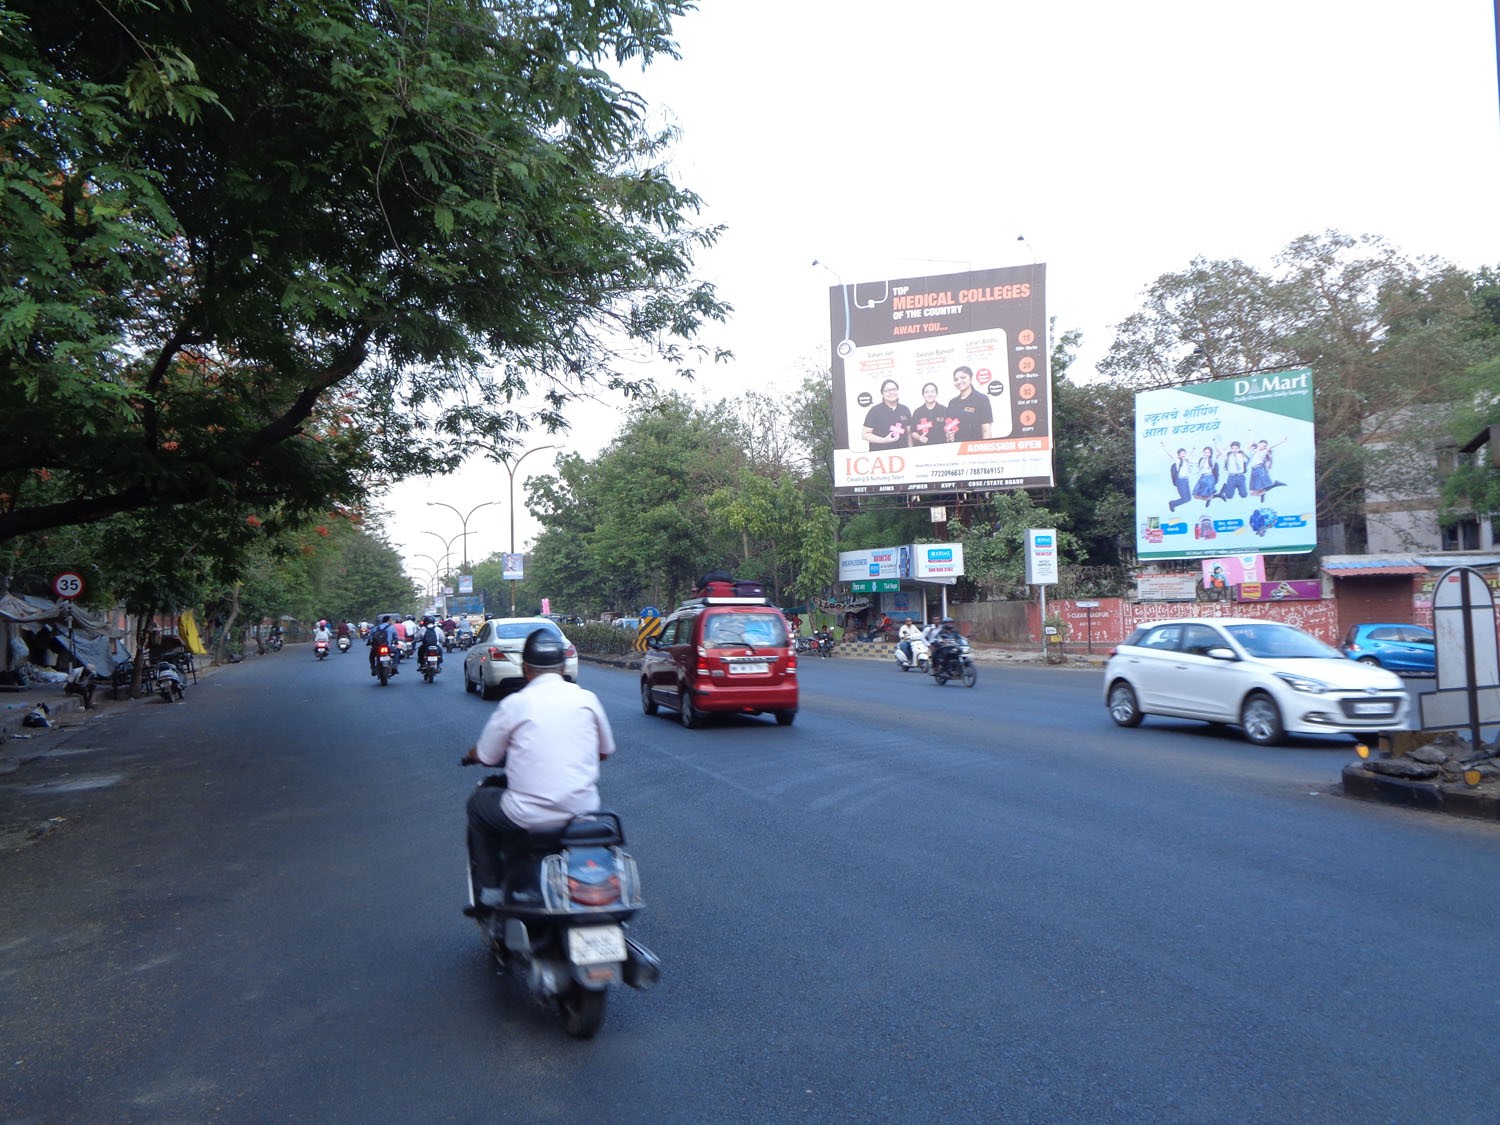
416, 615, 444, 670
897, 619, 923, 666
313, 621, 332, 651
368, 614, 400, 675
929, 617, 962, 674
460, 629, 616, 915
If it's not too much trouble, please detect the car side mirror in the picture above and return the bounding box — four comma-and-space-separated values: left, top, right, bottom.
1206, 646, 1238, 661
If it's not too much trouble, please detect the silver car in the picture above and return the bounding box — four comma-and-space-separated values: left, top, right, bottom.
1104, 617, 1409, 746
462, 617, 579, 700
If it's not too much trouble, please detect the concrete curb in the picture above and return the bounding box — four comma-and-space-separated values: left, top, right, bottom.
1340, 764, 1500, 821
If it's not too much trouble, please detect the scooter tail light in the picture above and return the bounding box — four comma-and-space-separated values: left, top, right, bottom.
377, 644, 390, 656
568, 873, 621, 906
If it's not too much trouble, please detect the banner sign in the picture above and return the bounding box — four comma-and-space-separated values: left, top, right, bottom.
829, 263, 1052, 498
1135, 369, 1317, 560
1235, 579, 1322, 601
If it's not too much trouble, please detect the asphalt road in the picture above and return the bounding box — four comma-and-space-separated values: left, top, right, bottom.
3, 648, 1499, 1123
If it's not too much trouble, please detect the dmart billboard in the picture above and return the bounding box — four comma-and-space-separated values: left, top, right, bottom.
1134, 369, 1317, 560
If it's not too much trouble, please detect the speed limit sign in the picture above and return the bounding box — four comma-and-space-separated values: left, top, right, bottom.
52, 572, 85, 600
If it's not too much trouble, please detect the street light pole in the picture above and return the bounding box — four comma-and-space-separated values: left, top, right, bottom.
425, 500, 500, 571
503, 445, 557, 615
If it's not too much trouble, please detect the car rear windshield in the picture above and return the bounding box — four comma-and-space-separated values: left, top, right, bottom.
1225, 623, 1339, 659
703, 612, 787, 647
494, 622, 564, 641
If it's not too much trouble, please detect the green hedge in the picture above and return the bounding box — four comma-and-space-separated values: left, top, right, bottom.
570, 623, 641, 657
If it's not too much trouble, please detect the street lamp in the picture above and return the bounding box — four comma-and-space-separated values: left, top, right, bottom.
503, 444, 558, 615
426, 499, 500, 570
422, 530, 463, 576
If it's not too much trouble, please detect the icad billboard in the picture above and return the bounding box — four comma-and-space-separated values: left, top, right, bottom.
1134, 369, 1317, 560
829, 263, 1052, 499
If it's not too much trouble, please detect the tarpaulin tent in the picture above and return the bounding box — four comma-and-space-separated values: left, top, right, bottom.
0, 595, 125, 684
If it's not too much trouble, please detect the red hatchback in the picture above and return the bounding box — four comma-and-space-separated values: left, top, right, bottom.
640, 596, 798, 727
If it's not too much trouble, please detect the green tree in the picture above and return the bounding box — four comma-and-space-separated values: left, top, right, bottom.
0, 0, 726, 549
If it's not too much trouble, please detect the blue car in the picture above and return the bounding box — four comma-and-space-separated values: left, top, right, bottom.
1339, 623, 1435, 676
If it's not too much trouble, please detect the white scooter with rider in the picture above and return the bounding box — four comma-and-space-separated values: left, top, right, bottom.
894, 619, 930, 673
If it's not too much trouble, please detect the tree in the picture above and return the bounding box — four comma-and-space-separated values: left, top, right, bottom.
0, 0, 726, 549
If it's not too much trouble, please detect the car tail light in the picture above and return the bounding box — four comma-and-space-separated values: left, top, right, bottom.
695, 647, 710, 675
486, 646, 511, 663
565, 643, 577, 660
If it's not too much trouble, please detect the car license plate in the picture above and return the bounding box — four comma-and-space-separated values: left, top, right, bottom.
1353, 702, 1393, 716
728, 662, 767, 675
567, 924, 626, 965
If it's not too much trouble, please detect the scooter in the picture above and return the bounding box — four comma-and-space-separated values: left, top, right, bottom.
894, 635, 930, 673
155, 661, 186, 703
315, 639, 330, 661
372, 642, 396, 686
460, 764, 660, 1039
420, 643, 443, 683
267, 633, 284, 653
337, 634, 351, 654
930, 636, 978, 688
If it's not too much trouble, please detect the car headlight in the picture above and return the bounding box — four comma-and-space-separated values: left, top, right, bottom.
1274, 671, 1335, 694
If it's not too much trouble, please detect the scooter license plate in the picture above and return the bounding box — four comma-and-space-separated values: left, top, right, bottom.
567, 924, 626, 965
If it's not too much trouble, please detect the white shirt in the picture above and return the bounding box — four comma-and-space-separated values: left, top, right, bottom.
474, 672, 616, 829
899, 622, 921, 642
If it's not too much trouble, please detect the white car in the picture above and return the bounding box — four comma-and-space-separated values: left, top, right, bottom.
462, 617, 579, 700
1103, 617, 1409, 746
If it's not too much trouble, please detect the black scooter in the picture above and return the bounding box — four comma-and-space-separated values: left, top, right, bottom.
460, 764, 660, 1038
419, 643, 443, 683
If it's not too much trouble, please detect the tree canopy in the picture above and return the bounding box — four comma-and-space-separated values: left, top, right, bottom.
0, 0, 725, 548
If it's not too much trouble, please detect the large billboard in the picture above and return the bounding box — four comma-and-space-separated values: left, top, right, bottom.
830, 264, 1052, 499
1134, 369, 1317, 560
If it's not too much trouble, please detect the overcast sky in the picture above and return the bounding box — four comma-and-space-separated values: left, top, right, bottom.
385, 0, 1500, 592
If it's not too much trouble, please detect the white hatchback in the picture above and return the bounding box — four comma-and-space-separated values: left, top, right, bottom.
462, 617, 579, 700
1104, 617, 1408, 746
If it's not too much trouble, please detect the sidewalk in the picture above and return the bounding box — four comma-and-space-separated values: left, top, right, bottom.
0, 654, 234, 751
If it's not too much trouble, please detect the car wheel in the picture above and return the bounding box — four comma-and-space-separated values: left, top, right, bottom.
679, 689, 701, 729
1107, 680, 1144, 728
1356, 655, 1381, 668
640, 678, 658, 716
480, 679, 499, 701
464, 669, 477, 693
1240, 692, 1285, 746
775, 710, 795, 726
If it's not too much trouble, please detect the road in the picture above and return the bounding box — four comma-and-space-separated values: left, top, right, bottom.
3, 647, 1499, 1123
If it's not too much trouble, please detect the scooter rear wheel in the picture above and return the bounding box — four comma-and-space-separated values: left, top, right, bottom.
560, 985, 607, 1038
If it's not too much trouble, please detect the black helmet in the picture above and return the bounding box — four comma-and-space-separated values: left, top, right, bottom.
521, 629, 567, 669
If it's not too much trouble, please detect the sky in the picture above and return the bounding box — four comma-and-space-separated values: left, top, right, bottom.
383, 0, 1500, 594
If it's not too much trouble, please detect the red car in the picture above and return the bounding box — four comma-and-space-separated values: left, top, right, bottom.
640, 594, 798, 727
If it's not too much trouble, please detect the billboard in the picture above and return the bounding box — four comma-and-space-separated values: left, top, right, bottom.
1134, 369, 1317, 560
829, 263, 1052, 498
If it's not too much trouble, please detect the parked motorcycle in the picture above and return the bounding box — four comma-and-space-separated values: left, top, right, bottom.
372, 642, 396, 686
337, 634, 351, 654
812, 629, 834, 658
460, 765, 659, 1038
155, 661, 186, 703
930, 636, 977, 687
315, 639, 330, 661
420, 644, 443, 684
894, 635, 930, 673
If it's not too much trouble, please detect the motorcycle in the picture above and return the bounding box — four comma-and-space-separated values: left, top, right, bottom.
812, 629, 834, 658
267, 633, 284, 653
372, 642, 395, 686
337, 634, 351, 654
461, 764, 659, 1038
420, 643, 443, 683
930, 635, 978, 688
314, 639, 330, 661
155, 661, 186, 703
894, 635, 930, 673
